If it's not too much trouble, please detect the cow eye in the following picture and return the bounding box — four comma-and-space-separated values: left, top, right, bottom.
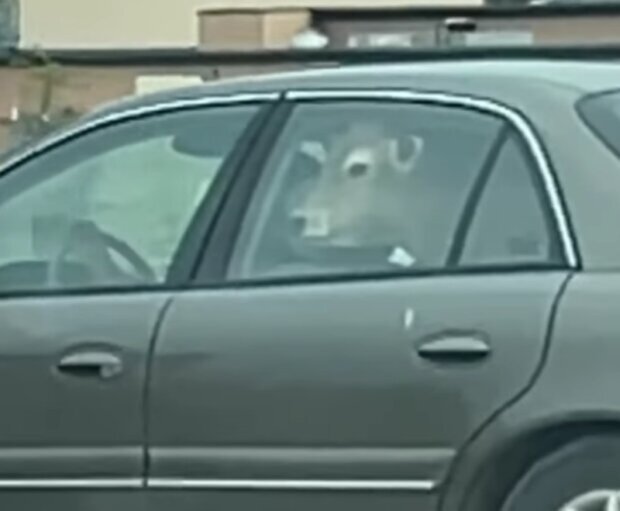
347, 162, 370, 179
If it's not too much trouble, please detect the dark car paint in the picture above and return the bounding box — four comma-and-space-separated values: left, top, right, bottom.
145, 489, 437, 511
148, 272, 566, 509
0, 292, 171, 477
440, 272, 620, 511
0, 59, 619, 511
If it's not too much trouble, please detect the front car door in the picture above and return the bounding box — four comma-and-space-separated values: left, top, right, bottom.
148, 91, 575, 511
0, 95, 267, 511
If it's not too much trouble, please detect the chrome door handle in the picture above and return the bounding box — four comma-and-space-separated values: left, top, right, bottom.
417, 335, 491, 362
57, 351, 123, 380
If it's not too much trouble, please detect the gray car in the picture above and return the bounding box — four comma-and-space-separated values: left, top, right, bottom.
0, 58, 619, 511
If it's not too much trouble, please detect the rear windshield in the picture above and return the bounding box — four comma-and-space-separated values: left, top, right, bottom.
578, 90, 620, 159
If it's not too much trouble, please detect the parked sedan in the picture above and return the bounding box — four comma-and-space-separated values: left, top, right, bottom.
0, 58, 620, 511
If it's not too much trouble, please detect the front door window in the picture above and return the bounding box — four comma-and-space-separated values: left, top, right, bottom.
0, 104, 258, 292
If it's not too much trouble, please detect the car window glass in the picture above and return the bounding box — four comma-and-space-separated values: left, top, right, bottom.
0, 105, 258, 292
460, 134, 556, 266
578, 89, 620, 160
227, 101, 504, 281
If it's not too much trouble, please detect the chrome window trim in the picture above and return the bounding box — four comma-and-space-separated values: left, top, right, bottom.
0, 92, 280, 175
147, 478, 437, 492
286, 89, 579, 269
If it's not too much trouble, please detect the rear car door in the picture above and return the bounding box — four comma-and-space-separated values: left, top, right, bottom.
147, 92, 575, 511
0, 96, 266, 511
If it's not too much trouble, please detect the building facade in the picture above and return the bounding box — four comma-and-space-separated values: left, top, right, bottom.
17, 0, 480, 49
19, 0, 206, 48
2, 0, 620, 154
0, 0, 19, 47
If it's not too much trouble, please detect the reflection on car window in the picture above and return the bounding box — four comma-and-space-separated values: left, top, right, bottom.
0, 105, 257, 292
228, 101, 505, 280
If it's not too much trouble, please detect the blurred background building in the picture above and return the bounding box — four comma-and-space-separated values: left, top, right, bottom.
2, 0, 620, 151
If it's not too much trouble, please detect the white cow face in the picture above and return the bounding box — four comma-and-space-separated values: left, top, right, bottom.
293, 123, 424, 249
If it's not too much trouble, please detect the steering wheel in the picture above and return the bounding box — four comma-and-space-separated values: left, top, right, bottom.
48, 220, 156, 287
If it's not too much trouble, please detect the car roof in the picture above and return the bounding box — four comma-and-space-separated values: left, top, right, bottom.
3, 58, 617, 171
85, 58, 620, 122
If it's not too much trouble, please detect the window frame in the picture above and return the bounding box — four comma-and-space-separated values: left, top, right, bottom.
449, 127, 567, 269
0, 93, 278, 298
194, 89, 579, 288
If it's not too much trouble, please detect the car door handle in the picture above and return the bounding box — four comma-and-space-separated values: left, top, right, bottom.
417, 335, 491, 362
57, 351, 123, 380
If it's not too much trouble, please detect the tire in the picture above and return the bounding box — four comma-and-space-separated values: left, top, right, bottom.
501, 435, 620, 511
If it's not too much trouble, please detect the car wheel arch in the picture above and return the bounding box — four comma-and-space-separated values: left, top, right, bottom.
440, 415, 620, 511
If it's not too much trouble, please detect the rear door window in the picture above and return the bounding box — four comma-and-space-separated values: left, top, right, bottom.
225, 99, 562, 282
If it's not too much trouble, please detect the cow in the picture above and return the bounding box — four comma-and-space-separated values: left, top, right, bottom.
291, 121, 425, 268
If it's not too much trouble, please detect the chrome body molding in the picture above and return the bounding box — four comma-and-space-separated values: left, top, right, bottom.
0, 477, 437, 492
146, 478, 438, 492
286, 89, 579, 269
0, 478, 143, 489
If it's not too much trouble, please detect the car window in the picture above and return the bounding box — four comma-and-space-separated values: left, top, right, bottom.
578, 89, 620, 160
0, 104, 258, 292
227, 100, 507, 281
460, 133, 557, 266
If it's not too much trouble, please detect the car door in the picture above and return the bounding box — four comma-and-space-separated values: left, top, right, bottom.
147, 92, 576, 511
0, 95, 267, 511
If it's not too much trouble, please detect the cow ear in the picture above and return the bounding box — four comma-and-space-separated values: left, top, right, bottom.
389, 136, 423, 175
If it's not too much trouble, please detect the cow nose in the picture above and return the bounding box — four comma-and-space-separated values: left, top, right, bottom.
292, 208, 331, 237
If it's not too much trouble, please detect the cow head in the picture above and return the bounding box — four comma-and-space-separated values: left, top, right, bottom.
292, 122, 424, 250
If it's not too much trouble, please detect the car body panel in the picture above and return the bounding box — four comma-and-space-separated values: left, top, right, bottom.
440, 272, 620, 511
0, 291, 171, 478
81, 60, 619, 121
143, 489, 436, 511
147, 272, 566, 510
